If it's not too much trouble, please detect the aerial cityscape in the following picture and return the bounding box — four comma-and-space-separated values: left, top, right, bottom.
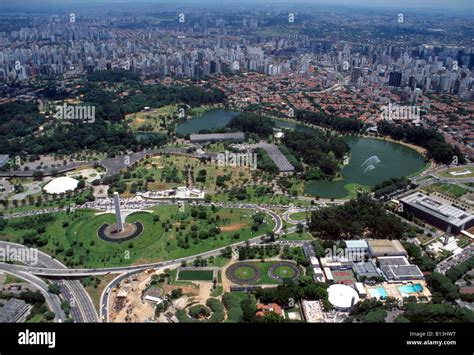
0, 0, 472, 343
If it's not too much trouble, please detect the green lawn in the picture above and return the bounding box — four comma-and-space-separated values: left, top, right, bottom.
234, 266, 257, 281
280, 231, 313, 241
438, 166, 474, 178
178, 270, 214, 281
424, 183, 468, 198
3, 274, 24, 285
25, 313, 46, 323
230, 261, 301, 285
272, 265, 297, 279
288, 211, 308, 221
0, 205, 274, 268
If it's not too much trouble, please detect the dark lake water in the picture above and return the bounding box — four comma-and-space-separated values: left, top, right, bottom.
175, 109, 426, 198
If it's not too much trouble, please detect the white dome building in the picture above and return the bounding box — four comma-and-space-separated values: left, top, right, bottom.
43, 177, 79, 194
327, 284, 360, 311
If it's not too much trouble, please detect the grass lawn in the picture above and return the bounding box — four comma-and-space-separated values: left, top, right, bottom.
83, 274, 117, 315
234, 265, 257, 281
126, 104, 178, 133
438, 166, 474, 179
423, 183, 468, 198
343, 183, 370, 199
115, 154, 253, 195
280, 231, 313, 241
3, 274, 24, 285
272, 265, 297, 279
230, 261, 300, 285
210, 286, 223, 297
288, 211, 308, 221
208, 256, 230, 268
178, 269, 214, 281
0, 205, 274, 268
25, 313, 46, 323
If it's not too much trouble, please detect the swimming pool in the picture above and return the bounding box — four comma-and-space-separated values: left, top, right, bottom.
368, 287, 388, 299
398, 283, 423, 297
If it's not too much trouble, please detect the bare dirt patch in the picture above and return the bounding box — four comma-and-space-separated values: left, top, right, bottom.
220, 223, 247, 232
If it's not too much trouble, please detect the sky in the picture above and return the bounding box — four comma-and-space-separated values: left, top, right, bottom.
1, 0, 473, 13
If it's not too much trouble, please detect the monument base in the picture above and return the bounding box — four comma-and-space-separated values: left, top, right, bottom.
98, 222, 144, 243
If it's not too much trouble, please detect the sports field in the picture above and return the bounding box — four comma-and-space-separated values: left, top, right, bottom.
178, 270, 214, 281
225, 261, 301, 285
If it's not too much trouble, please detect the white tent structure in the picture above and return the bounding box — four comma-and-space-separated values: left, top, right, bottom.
328, 284, 360, 311
43, 177, 79, 194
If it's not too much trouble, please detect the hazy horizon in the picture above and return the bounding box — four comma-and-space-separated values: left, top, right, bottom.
1, 0, 473, 14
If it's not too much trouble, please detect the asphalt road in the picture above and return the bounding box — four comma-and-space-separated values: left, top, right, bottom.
1, 206, 283, 277
0, 263, 65, 322
0, 241, 98, 322
0, 205, 283, 323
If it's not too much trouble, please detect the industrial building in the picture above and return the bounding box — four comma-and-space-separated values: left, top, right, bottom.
400, 192, 474, 235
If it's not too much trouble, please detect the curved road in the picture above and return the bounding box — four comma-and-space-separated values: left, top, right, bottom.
0, 264, 65, 322
0, 207, 282, 277
1, 206, 282, 322
0, 241, 98, 322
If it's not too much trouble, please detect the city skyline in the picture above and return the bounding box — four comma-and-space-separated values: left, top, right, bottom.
0, 0, 472, 351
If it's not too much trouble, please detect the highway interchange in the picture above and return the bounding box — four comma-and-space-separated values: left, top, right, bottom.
0, 200, 310, 322
0, 162, 471, 322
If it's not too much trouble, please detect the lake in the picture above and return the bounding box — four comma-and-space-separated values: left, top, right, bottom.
176, 109, 426, 198
175, 109, 241, 135
304, 136, 426, 199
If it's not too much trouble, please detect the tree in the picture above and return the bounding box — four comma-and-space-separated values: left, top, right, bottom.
48, 283, 61, 295
307, 194, 405, 240
188, 304, 210, 319
221, 246, 232, 258
252, 311, 283, 323
426, 272, 459, 300
44, 311, 55, 321
403, 303, 474, 323
171, 288, 183, 299
241, 296, 256, 322
362, 309, 387, 323
33, 170, 44, 181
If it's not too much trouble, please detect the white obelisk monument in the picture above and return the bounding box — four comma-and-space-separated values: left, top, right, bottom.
113, 192, 124, 232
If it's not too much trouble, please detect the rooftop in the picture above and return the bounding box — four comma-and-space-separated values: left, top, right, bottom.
401, 192, 474, 228
352, 260, 379, 276
378, 256, 424, 280
367, 239, 407, 256
43, 176, 79, 194
327, 284, 359, 310
345, 240, 368, 249
0, 298, 29, 323
189, 132, 245, 142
